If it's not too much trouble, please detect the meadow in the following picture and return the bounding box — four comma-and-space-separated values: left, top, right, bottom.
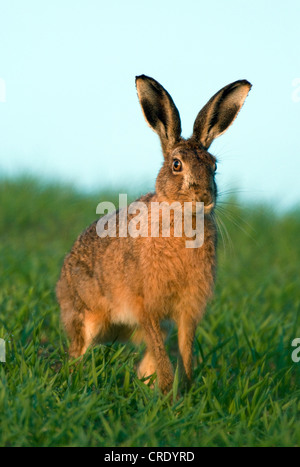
0, 177, 299, 447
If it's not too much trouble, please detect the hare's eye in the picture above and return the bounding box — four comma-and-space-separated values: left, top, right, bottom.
214, 163, 217, 172
172, 159, 182, 172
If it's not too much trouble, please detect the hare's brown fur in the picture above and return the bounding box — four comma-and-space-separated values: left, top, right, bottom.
56, 75, 251, 392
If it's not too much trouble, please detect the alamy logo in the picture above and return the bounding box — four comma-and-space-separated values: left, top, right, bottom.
96, 194, 205, 249
0, 78, 6, 103
291, 338, 300, 363
0, 339, 5, 362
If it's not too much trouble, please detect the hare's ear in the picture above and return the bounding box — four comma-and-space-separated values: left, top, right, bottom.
191, 80, 252, 150
136, 75, 182, 154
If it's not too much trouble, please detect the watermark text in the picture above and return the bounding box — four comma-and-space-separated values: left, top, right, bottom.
0, 339, 5, 362
96, 194, 205, 249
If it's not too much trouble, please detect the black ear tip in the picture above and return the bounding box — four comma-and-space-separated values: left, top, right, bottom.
240, 79, 252, 89
135, 74, 151, 82
230, 79, 252, 91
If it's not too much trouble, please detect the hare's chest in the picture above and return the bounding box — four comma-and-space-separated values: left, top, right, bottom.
142, 239, 215, 305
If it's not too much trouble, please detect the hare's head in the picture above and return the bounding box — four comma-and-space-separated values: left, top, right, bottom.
136, 75, 251, 214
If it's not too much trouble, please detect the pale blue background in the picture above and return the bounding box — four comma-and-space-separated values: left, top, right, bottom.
0, 0, 299, 208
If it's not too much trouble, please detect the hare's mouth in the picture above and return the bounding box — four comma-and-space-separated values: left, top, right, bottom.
204, 202, 215, 214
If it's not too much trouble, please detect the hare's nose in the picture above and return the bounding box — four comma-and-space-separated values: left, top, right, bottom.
201, 191, 212, 206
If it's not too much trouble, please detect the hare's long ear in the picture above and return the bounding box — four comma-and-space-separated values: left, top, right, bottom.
192, 80, 252, 150
136, 75, 182, 155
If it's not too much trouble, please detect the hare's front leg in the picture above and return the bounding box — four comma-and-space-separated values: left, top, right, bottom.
177, 314, 197, 388
137, 351, 156, 382
137, 322, 172, 384
141, 316, 174, 393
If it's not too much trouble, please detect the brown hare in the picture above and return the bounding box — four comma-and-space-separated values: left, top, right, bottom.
56, 75, 251, 393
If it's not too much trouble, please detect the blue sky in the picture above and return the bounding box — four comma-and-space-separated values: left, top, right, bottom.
0, 0, 300, 208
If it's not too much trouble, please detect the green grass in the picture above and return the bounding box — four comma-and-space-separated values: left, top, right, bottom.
0, 176, 300, 447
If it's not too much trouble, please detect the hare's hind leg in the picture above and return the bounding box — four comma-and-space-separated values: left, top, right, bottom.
60, 300, 86, 358
57, 279, 107, 357
60, 300, 109, 358
57, 261, 112, 357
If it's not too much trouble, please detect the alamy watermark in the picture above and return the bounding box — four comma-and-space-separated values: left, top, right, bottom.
0, 339, 5, 362
0, 78, 6, 103
292, 78, 300, 103
96, 194, 205, 248
291, 338, 300, 363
